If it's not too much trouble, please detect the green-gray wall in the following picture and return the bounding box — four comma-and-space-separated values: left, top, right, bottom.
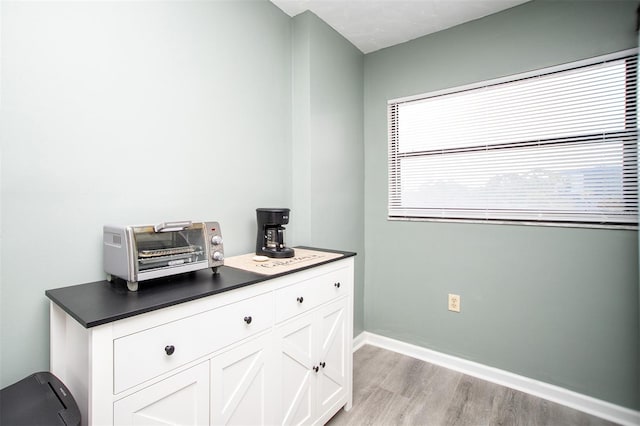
364, 0, 639, 409
291, 11, 365, 336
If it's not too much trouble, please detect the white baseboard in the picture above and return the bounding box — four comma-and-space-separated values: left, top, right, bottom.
353, 330, 368, 352
353, 331, 640, 426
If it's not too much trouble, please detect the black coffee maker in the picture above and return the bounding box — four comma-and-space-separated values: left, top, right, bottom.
256, 208, 295, 258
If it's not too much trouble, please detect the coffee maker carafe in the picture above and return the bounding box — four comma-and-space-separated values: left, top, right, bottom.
256, 208, 295, 258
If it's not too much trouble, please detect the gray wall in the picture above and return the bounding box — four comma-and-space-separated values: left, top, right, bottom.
291, 11, 365, 335
0, 0, 293, 386
363, 0, 639, 409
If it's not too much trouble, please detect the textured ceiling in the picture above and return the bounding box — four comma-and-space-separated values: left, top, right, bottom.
270, 0, 530, 54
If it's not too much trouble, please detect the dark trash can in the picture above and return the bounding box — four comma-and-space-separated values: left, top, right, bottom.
0, 371, 80, 426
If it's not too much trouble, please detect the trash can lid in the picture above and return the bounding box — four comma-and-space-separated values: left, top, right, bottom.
0, 371, 80, 426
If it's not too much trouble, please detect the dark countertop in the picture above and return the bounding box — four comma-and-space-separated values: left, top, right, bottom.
45, 247, 355, 328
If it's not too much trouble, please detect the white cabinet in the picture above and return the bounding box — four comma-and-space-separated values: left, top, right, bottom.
49, 257, 354, 426
114, 361, 210, 426
277, 298, 348, 426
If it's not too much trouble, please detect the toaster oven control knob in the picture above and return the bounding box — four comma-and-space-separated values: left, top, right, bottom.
212, 251, 224, 261
211, 236, 223, 246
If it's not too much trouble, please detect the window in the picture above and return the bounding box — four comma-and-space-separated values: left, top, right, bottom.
388, 50, 638, 228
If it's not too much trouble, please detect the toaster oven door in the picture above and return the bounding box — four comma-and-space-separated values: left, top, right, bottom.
133, 223, 207, 274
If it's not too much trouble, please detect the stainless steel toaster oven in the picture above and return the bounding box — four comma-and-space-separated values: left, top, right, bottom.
103, 221, 224, 291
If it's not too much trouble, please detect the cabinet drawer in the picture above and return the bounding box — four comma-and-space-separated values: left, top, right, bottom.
114, 291, 274, 393
275, 267, 349, 323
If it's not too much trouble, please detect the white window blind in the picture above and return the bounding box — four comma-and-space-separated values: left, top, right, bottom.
388, 50, 638, 227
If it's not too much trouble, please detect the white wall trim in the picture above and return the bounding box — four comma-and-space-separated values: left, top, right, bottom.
353, 331, 640, 426
353, 330, 368, 352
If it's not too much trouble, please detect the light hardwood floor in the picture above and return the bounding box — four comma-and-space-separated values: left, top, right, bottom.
327, 345, 618, 426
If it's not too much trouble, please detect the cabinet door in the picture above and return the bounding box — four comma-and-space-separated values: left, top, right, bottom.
275, 313, 316, 426
317, 298, 348, 419
113, 361, 209, 426
210, 332, 274, 426
276, 297, 349, 426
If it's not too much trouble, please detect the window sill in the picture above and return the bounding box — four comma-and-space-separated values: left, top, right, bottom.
387, 216, 638, 231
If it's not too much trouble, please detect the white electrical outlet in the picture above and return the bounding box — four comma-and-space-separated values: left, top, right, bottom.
448, 294, 461, 312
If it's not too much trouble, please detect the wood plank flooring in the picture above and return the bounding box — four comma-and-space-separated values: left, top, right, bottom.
327, 345, 618, 426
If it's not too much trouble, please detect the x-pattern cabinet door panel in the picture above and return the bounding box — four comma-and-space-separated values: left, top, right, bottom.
276, 297, 348, 425
317, 298, 348, 418
210, 332, 274, 426
276, 312, 316, 426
